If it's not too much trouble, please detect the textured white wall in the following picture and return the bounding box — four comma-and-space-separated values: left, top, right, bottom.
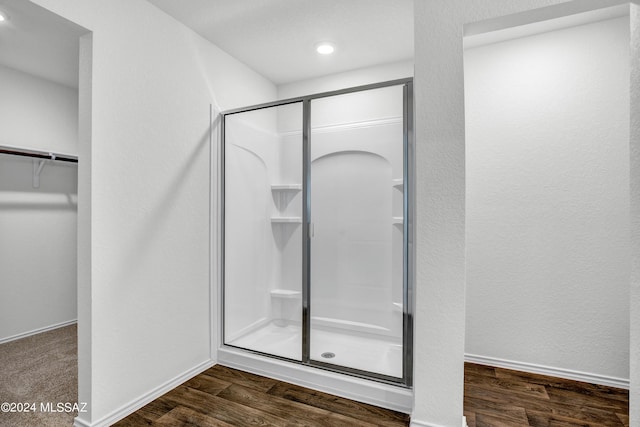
465, 16, 629, 382
0, 67, 78, 340
0, 66, 78, 341
0, 158, 77, 342
30, 0, 276, 425
0, 64, 78, 154
630, 2, 640, 424
414, 1, 575, 426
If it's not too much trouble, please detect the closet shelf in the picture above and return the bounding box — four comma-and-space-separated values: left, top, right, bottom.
0, 144, 78, 188
271, 217, 302, 224
0, 144, 78, 163
271, 184, 302, 191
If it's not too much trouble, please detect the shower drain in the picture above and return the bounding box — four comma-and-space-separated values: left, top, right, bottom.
321, 352, 335, 359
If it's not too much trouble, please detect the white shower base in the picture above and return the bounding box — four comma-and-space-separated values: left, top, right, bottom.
227, 321, 403, 379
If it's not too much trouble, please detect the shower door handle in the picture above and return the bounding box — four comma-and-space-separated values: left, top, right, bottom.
309, 222, 314, 238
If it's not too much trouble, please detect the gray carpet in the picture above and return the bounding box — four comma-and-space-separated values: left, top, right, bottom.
0, 325, 78, 426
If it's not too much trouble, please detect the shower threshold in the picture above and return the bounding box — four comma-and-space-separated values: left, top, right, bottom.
218, 342, 413, 414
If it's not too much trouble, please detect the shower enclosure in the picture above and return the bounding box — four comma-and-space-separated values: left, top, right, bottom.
221, 79, 413, 386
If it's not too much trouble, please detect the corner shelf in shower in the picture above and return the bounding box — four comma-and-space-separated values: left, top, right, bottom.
271, 184, 302, 191
392, 180, 404, 228
270, 289, 301, 298
271, 217, 302, 224
271, 184, 302, 225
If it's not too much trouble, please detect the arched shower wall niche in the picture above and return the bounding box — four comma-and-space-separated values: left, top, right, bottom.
219, 79, 414, 399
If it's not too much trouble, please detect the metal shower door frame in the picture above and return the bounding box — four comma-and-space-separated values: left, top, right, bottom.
220, 78, 414, 387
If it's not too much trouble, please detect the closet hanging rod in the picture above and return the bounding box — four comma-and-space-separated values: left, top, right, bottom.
0, 145, 78, 163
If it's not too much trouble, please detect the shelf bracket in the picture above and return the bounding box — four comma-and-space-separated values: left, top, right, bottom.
32, 154, 55, 188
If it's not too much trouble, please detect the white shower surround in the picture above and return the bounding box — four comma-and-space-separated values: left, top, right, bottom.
222, 84, 409, 404
225, 115, 405, 341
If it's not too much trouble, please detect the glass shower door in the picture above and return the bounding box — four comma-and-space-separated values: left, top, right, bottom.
223, 102, 303, 360
308, 85, 405, 379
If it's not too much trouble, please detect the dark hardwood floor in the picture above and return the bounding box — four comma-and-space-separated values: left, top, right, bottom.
114, 363, 629, 427
464, 363, 629, 427
113, 364, 410, 427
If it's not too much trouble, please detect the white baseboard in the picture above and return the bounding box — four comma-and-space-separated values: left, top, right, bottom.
409, 417, 467, 427
0, 319, 77, 345
74, 359, 215, 427
465, 353, 629, 390
73, 417, 90, 427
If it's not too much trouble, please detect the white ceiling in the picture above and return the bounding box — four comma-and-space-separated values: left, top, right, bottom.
0, 1, 413, 89
147, 0, 414, 85
0, 0, 85, 88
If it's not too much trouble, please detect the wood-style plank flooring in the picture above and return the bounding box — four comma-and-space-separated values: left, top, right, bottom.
114, 363, 629, 427
464, 363, 629, 427
113, 364, 410, 427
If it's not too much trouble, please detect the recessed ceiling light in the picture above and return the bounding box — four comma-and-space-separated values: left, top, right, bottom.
316, 43, 335, 55
0, 12, 6, 22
